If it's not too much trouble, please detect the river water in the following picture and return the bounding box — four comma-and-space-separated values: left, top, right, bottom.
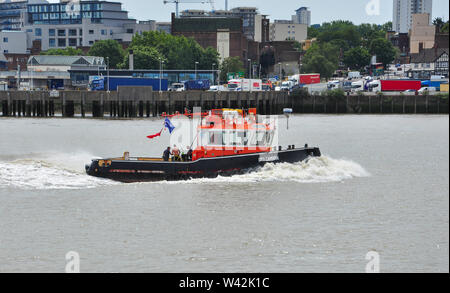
0, 115, 448, 273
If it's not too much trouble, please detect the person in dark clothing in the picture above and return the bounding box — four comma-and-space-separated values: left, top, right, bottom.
163, 147, 171, 161
186, 146, 193, 161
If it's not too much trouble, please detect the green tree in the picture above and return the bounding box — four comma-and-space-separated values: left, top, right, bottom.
41, 47, 83, 56
88, 40, 125, 69
219, 56, 244, 81
442, 21, 449, 33
301, 54, 336, 80
343, 47, 371, 70
318, 24, 361, 48
433, 17, 445, 32
357, 23, 386, 47
369, 38, 396, 67
128, 31, 218, 71
381, 21, 393, 32
119, 46, 165, 70
307, 26, 321, 39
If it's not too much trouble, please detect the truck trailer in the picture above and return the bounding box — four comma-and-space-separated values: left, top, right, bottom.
183, 79, 210, 91
90, 77, 168, 91
290, 74, 321, 85
227, 79, 262, 92
369, 79, 422, 92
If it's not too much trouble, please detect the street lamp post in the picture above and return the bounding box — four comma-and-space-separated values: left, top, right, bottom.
195, 61, 199, 80
278, 62, 282, 82
106, 57, 110, 92
212, 63, 216, 85
159, 58, 165, 93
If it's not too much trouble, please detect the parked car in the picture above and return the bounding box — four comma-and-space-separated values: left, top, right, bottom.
169, 83, 185, 92
208, 85, 227, 92
402, 89, 417, 95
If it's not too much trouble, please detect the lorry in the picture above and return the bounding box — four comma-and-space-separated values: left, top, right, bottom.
227, 79, 262, 92
281, 80, 295, 91
327, 80, 341, 90
350, 80, 365, 92
90, 76, 168, 91
368, 79, 422, 92
183, 79, 210, 91
290, 74, 321, 85
421, 80, 447, 91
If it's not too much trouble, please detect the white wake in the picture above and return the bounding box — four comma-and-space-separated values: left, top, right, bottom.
0, 152, 118, 190
168, 156, 370, 184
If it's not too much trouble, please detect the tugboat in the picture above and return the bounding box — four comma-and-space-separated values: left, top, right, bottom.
85, 108, 321, 182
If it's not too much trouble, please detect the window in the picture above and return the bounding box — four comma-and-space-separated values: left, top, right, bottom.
101, 29, 107, 35
69, 38, 77, 46
49, 38, 56, 47
79, 29, 83, 35
89, 40, 94, 45
35, 28, 42, 36
49, 29, 55, 36
69, 29, 77, 36
3, 37, 8, 43
89, 30, 94, 34
126, 29, 133, 34
58, 29, 65, 36
58, 38, 66, 47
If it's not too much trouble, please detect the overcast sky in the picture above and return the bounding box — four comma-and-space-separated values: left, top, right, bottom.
50, 0, 449, 24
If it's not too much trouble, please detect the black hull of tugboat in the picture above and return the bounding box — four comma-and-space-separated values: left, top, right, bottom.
85, 147, 321, 183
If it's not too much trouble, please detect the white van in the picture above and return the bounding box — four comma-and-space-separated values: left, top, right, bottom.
418, 87, 436, 94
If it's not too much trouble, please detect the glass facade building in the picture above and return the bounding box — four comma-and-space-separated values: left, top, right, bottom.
27, 1, 124, 25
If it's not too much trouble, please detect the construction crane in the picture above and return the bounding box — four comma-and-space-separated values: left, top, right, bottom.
163, 0, 215, 18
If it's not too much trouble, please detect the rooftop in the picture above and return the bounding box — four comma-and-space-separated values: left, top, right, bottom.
410, 48, 449, 63
28, 55, 105, 66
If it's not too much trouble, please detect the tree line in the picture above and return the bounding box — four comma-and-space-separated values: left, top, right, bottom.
301, 20, 397, 79
41, 31, 219, 72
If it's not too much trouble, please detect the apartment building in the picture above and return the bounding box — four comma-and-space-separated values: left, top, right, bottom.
270, 20, 307, 42
393, 0, 432, 33
292, 7, 311, 26
410, 13, 436, 54
22, 0, 156, 51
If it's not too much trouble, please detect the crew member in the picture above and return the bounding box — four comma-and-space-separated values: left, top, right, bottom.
186, 146, 193, 161
172, 145, 181, 161
163, 147, 171, 161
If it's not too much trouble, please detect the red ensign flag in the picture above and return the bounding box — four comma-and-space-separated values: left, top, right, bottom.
147, 129, 163, 140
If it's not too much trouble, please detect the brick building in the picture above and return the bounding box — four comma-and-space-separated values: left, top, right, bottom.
171, 13, 249, 64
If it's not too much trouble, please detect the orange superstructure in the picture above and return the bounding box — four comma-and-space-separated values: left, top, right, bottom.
192, 108, 275, 161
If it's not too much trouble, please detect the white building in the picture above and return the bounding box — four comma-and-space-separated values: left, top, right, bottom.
292, 7, 311, 26
270, 20, 307, 42
16, 0, 155, 51
0, 30, 28, 54
393, 0, 433, 33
